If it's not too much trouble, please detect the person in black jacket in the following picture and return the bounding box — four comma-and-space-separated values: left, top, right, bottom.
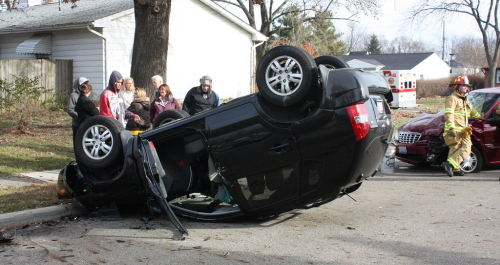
182, 75, 220, 115
75, 83, 99, 129
126, 88, 151, 133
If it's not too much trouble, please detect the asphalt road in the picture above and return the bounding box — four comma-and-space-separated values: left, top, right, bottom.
1, 162, 499, 264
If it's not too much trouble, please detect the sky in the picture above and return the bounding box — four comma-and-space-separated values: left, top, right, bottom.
217, 0, 485, 59
333, 0, 483, 53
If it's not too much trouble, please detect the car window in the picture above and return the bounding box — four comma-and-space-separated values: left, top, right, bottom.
469, 92, 500, 114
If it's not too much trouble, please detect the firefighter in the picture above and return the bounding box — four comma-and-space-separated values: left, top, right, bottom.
442, 76, 481, 177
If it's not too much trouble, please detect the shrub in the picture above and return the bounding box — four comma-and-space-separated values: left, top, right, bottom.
416, 73, 485, 98
416, 78, 451, 98
0, 72, 51, 133
468, 74, 485, 90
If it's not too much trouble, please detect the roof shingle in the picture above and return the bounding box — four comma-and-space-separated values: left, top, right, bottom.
340, 53, 436, 70
0, 0, 133, 31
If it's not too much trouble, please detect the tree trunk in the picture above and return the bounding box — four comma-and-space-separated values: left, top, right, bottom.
131, 0, 171, 98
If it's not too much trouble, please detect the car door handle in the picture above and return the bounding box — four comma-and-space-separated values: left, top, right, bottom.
270, 142, 292, 154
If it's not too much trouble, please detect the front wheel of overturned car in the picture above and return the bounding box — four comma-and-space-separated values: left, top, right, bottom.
256, 45, 318, 107
152, 109, 190, 129
75, 116, 124, 169
460, 145, 482, 173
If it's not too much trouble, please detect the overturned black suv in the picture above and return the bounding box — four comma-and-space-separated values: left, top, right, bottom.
58, 46, 394, 235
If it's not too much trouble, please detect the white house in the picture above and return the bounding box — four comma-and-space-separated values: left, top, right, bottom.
340, 52, 451, 80
0, 0, 267, 100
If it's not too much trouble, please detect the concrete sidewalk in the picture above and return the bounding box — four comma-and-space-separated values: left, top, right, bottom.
0, 169, 87, 229
20, 169, 60, 183
0, 169, 60, 189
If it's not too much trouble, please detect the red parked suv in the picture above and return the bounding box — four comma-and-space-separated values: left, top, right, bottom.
395, 87, 500, 173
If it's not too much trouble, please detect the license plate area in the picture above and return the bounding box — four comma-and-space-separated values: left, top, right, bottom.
398, 146, 407, 154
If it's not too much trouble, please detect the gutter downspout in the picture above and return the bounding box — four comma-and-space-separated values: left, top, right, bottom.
87, 24, 107, 91
251, 41, 265, 94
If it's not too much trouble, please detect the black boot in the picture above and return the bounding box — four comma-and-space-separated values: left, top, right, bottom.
442, 162, 453, 177
453, 170, 465, 176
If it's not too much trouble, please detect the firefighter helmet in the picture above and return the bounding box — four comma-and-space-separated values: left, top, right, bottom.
449, 76, 471, 88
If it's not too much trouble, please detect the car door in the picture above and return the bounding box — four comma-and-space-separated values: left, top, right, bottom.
204, 103, 301, 210
481, 98, 500, 162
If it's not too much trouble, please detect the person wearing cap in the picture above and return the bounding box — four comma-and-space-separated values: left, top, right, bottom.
67, 77, 89, 141
99, 70, 140, 128
182, 75, 220, 115
442, 76, 482, 177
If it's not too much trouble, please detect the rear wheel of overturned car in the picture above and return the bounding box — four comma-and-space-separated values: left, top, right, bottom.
460, 145, 482, 173
314, 55, 348, 69
75, 116, 124, 169
256, 45, 318, 107
152, 109, 190, 129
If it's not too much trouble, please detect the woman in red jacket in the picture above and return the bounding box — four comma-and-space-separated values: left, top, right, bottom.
150, 84, 180, 123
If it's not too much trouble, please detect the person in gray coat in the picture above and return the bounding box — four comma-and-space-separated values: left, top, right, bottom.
67, 77, 89, 141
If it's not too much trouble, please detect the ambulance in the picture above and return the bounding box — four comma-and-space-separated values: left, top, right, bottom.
376, 70, 417, 108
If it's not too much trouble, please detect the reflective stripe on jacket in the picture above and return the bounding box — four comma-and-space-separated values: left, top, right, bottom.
444, 91, 480, 134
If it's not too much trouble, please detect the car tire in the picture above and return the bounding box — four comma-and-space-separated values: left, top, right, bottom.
256, 45, 318, 107
460, 145, 482, 173
74, 116, 124, 169
314, 55, 348, 69
152, 109, 190, 129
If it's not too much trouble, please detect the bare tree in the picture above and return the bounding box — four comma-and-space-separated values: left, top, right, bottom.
343, 21, 368, 53
451, 36, 486, 72
384, 36, 433, 53
212, 0, 381, 58
410, 0, 500, 87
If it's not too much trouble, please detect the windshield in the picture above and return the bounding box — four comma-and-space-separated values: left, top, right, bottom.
468, 91, 500, 115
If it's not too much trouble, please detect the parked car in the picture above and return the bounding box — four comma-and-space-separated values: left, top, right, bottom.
394, 87, 500, 173
57, 46, 393, 235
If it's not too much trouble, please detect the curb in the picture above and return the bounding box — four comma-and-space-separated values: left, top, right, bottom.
0, 203, 87, 229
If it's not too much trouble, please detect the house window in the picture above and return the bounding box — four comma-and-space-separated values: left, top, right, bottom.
496, 70, 500, 84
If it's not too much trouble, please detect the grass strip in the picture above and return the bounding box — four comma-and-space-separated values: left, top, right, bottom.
0, 182, 73, 214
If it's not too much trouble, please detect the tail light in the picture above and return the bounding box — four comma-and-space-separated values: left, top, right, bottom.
347, 103, 370, 141
150, 141, 155, 149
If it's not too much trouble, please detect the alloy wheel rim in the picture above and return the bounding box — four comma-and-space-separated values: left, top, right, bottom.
265, 55, 303, 96
82, 125, 113, 160
460, 152, 477, 173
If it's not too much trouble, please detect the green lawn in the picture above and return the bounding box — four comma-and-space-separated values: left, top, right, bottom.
0, 110, 74, 176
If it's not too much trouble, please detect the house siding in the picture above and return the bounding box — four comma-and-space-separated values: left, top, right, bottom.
51, 29, 104, 95
0, 33, 34, 60
0, 29, 105, 95
413, 54, 451, 80
166, 0, 253, 100
104, 12, 135, 82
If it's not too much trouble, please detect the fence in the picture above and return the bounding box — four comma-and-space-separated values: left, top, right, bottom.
0, 59, 73, 113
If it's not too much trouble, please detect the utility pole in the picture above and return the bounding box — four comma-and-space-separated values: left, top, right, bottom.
441, 21, 445, 60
